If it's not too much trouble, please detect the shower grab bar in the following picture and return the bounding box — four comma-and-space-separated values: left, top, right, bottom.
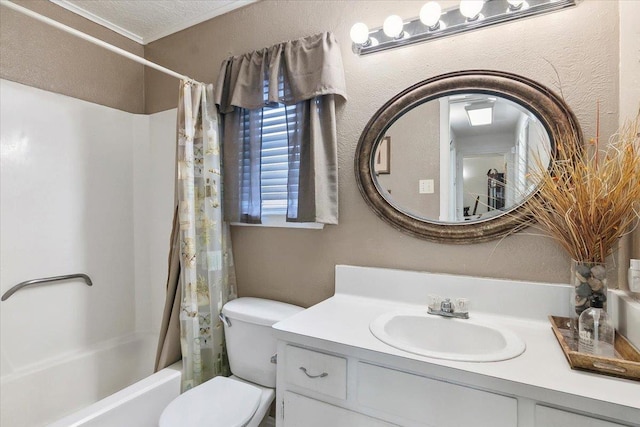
1, 273, 93, 301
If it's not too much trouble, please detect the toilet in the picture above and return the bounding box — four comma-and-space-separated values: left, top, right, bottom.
159, 297, 304, 427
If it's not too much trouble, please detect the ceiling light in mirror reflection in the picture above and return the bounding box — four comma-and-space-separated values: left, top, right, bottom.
0, 133, 30, 164
373, 94, 550, 223
465, 104, 493, 126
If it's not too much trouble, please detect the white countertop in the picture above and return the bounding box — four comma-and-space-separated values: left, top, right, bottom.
273, 266, 640, 422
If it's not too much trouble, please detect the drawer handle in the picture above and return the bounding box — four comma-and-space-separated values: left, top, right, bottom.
299, 367, 328, 379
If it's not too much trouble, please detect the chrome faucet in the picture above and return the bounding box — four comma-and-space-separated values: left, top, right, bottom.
428, 297, 469, 319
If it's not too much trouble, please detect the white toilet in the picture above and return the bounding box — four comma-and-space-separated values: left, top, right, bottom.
159, 297, 304, 427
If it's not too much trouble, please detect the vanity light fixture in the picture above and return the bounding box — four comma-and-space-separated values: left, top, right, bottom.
383, 15, 405, 39
420, 2, 443, 30
465, 103, 494, 126
459, 0, 485, 21
350, 22, 370, 45
507, 0, 529, 11
350, 0, 577, 55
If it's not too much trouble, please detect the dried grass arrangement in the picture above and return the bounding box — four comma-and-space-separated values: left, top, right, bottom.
526, 112, 640, 264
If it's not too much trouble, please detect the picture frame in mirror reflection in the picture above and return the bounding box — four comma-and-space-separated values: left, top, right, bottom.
374, 136, 391, 175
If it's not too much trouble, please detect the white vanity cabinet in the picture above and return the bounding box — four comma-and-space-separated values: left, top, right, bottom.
283, 392, 396, 427
534, 406, 627, 427
355, 362, 517, 426
273, 266, 640, 427
276, 343, 519, 427
275, 342, 634, 427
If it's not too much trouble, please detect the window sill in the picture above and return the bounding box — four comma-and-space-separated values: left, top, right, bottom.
230, 215, 324, 230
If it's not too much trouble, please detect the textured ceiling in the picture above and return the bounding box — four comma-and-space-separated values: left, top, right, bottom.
50, 0, 258, 44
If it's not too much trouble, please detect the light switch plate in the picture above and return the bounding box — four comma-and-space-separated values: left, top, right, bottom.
419, 179, 434, 194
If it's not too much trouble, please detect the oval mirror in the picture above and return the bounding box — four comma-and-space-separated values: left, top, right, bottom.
355, 70, 581, 243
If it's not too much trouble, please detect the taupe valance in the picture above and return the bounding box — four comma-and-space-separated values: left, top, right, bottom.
215, 32, 346, 225
215, 32, 347, 113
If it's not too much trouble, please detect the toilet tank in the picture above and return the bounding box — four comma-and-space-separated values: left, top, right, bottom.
222, 297, 304, 388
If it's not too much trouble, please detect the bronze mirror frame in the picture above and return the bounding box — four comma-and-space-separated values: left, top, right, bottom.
354, 70, 582, 244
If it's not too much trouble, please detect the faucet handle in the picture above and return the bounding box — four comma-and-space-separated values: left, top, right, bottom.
428, 294, 442, 310
455, 298, 469, 314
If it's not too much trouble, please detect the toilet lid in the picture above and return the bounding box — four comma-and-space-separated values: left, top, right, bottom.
159, 376, 262, 427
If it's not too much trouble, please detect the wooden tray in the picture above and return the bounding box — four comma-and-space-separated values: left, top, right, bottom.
549, 316, 640, 381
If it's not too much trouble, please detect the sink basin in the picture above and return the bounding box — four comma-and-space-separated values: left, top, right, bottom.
369, 309, 525, 362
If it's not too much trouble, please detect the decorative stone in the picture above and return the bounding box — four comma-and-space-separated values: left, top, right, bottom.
574, 271, 588, 283
571, 261, 608, 325
590, 264, 606, 280
576, 282, 592, 297
574, 296, 588, 314
588, 277, 604, 292
575, 264, 592, 282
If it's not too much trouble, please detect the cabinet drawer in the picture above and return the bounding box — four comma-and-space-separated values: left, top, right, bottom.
357, 362, 517, 427
535, 405, 626, 427
283, 392, 396, 427
284, 345, 347, 399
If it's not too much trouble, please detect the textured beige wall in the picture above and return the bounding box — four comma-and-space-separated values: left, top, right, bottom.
0, 0, 632, 302
144, 0, 620, 308
0, 0, 144, 113
378, 101, 440, 219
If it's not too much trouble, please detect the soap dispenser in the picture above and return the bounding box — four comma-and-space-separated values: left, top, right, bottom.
578, 294, 615, 358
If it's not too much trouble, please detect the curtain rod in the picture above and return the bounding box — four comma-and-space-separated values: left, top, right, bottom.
0, 0, 203, 85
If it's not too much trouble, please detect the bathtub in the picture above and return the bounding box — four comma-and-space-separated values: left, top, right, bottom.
47, 361, 181, 427
1, 332, 172, 427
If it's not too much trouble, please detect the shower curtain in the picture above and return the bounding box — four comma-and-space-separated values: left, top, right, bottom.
155, 81, 237, 391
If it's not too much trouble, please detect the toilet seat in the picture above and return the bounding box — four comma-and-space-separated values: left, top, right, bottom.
159, 376, 262, 427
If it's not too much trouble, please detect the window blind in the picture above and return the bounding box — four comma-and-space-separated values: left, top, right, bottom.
258, 73, 300, 217
260, 105, 297, 216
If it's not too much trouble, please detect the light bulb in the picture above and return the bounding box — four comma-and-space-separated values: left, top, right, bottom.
350, 22, 370, 45
507, 0, 528, 11
420, 2, 442, 28
383, 15, 404, 38
459, 0, 484, 19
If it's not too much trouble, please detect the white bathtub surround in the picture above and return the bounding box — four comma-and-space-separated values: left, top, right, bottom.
1, 333, 157, 427
273, 265, 640, 426
139, 109, 178, 336
48, 361, 182, 427
0, 80, 176, 426
47, 358, 278, 427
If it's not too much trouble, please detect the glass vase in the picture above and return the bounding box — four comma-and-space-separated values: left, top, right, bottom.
570, 260, 607, 330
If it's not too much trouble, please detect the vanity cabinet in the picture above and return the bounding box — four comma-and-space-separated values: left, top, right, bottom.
276, 343, 635, 427
283, 345, 347, 400
356, 362, 517, 426
283, 392, 396, 427
534, 406, 627, 427
273, 265, 639, 427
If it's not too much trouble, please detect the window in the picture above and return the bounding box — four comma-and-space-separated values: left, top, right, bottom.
219, 33, 343, 227
260, 104, 297, 217
232, 83, 322, 229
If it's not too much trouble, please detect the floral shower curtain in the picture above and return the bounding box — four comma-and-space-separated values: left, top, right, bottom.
156, 80, 237, 391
